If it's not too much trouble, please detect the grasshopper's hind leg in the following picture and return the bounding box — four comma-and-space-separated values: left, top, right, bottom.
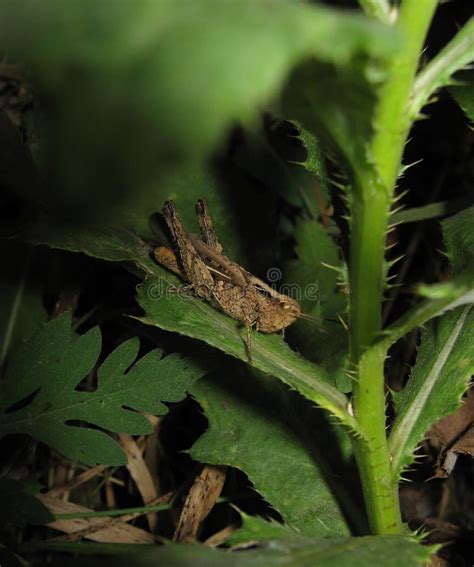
195, 199, 224, 253
163, 201, 215, 298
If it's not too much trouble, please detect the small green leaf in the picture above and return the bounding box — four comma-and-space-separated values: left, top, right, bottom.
190, 369, 353, 536
136, 271, 358, 433
291, 123, 333, 213
0, 313, 204, 465
227, 512, 296, 546
389, 305, 474, 479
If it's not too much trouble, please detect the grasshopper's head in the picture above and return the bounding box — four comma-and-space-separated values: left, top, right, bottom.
257, 296, 301, 333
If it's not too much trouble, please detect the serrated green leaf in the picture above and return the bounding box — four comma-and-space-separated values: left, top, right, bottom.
377, 206, 474, 351
285, 219, 350, 391
389, 304, 474, 479
0, 0, 397, 221
190, 369, 353, 536
442, 205, 474, 276
0, 477, 54, 526
294, 126, 330, 191
227, 512, 296, 546
109, 534, 434, 567
0, 312, 204, 465
410, 19, 474, 120
284, 55, 388, 178
136, 270, 359, 434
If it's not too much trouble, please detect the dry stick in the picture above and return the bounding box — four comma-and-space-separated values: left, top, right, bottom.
46, 465, 109, 498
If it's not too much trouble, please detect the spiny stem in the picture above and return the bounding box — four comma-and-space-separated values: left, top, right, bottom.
349, 0, 438, 535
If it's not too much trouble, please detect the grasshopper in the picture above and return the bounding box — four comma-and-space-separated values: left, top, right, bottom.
152, 199, 301, 361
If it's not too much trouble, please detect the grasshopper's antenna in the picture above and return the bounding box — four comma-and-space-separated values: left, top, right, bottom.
298, 312, 346, 328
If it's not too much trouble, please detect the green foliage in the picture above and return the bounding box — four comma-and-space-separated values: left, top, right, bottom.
0, 0, 397, 222
136, 271, 359, 434
0, 313, 203, 465
1, 0, 472, 556
388, 206, 474, 477
121, 534, 434, 567
285, 219, 351, 391
411, 19, 474, 120
284, 55, 387, 178
227, 512, 297, 545
389, 304, 474, 478
450, 72, 474, 121
442, 205, 474, 277
291, 123, 332, 209
28, 224, 150, 262
190, 368, 353, 536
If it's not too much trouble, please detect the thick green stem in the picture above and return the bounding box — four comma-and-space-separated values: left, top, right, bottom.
358, 0, 392, 23
349, 0, 438, 534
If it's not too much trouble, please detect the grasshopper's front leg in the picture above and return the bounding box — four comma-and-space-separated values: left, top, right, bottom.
162, 201, 215, 299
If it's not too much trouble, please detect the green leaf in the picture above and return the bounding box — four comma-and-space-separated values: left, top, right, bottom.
29, 165, 261, 268
285, 219, 350, 391
291, 123, 333, 213
410, 19, 474, 120
136, 270, 359, 434
107, 534, 434, 567
190, 369, 353, 536
0, 245, 47, 369
0, 312, 204, 465
0, 477, 54, 526
284, 54, 388, 178
227, 512, 297, 545
0, 0, 397, 219
449, 68, 474, 122
28, 223, 151, 262
378, 206, 474, 351
389, 305, 474, 479
442, 205, 474, 276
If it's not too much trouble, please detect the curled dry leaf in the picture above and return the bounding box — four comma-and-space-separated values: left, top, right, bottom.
428, 395, 474, 477
173, 464, 227, 543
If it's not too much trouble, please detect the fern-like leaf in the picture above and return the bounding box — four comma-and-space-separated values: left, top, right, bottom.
0, 313, 204, 465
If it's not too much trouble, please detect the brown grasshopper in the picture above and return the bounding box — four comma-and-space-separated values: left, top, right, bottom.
152, 199, 301, 361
